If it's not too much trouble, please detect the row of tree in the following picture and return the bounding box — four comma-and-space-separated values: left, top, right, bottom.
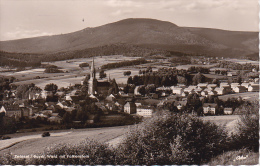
101, 58, 149, 70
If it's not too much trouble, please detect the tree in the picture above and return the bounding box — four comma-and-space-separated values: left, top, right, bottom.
44, 83, 58, 94
99, 70, 107, 79
127, 76, 133, 84
231, 101, 259, 152
138, 85, 146, 96
79, 62, 89, 68
192, 72, 205, 85
123, 71, 131, 76
63, 112, 72, 124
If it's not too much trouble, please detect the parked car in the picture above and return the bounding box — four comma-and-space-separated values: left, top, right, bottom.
0, 135, 11, 140
42, 132, 50, 137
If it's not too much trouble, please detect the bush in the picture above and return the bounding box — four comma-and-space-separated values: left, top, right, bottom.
114, 111, 227, 165
79, 63, 89, 68
230, 101, 259, 152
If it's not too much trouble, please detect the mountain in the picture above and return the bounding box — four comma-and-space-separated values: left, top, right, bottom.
0, 18, 258, 58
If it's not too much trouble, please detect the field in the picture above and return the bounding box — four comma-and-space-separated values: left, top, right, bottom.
0, 55, 144, 89
0, 55, 168, 88
0, 126, 129, 156
175, 63, 217, 70
218, 92, 259, 101
201, 115, 240, 135
224, 59, 259, 65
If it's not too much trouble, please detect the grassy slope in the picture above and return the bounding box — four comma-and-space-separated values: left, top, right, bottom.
206, 149, 259, 165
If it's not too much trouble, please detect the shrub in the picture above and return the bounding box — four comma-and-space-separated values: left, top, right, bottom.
230, 101, 259, 152
114, 111, 227, 165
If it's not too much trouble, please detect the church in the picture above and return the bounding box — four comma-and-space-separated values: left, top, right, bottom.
88, 58, 111, 96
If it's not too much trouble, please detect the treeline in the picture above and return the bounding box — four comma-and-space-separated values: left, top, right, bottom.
42, 44, 169, 62
187, 66, 210, 74
101, 58, 149, 70
169, 56, 191, 65
217, 61, 259, 71
0, 52, 41, 68
127, 68, 193, 86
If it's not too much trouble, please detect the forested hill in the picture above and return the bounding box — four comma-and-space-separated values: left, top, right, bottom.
0, 18, 258, 59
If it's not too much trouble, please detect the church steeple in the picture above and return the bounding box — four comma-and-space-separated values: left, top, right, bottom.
91, 57, 96, 78
88, 57, 97, 95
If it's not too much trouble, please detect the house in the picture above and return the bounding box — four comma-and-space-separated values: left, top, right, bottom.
224, 108, 233, 115
214, 87, 226, 95
227, 72, 238, 77
208, 90, 217, 96
65, 95, 73, 101
176, 84, 186, 88
21, 108, 30, 117
124, 102, 136, 114
194, 87, 203, 94
231, 83, 240, 90
171, 87, 184, 95
0, 105, 22, 120
48, 115, 62, 124
203, 103, 217, 115
105, 94, 116, 102
136, 106, 155, 117
201, 91, 208, 97
174, 101, 187, 110
197, 83, 208, 89
134, 86, 142, 96
248, 84, 259, 92
241, 83, 250, 89
233, 86, 247, 93
207, 84, 217, 89
220, 82, 229, 88
57, 101, 72, 109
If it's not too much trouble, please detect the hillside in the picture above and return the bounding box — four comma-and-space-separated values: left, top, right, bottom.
0, 18, 258, 58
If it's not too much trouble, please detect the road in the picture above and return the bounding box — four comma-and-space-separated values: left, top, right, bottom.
0, 126, 129, 156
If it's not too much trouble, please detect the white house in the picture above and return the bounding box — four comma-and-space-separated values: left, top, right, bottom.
224, 108, 233, 115
136, 106, 154, 117
171, 87, 184, 95
231, 83, 240, 90
241, 83, 250, 89
203, 103, 217, 115
248, 84, 259, 92
207, 84, 217, 89
220, 82, 229, 87
214, 87, 226, 95
197, 83, 208, 89
201, 91, 208, 97
194, 87, 203, 94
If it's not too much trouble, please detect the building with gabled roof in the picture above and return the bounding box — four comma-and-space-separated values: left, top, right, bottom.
124, 102, 136, 114
248, 84, 259, 92
0, 104, 22, 120
203, 103, 217, 115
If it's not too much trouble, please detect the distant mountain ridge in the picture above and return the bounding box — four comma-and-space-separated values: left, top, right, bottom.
0, 18, 258, 58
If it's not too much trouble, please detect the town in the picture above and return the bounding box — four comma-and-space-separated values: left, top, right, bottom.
0, 55, 259, 135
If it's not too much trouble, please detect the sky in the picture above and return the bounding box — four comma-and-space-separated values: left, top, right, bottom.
0, 0, 259, 41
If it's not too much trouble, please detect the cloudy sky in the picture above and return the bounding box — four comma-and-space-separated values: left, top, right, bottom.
0, 0, 259, 41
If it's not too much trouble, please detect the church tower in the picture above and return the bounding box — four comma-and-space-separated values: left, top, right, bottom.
88, 57, 97, 95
